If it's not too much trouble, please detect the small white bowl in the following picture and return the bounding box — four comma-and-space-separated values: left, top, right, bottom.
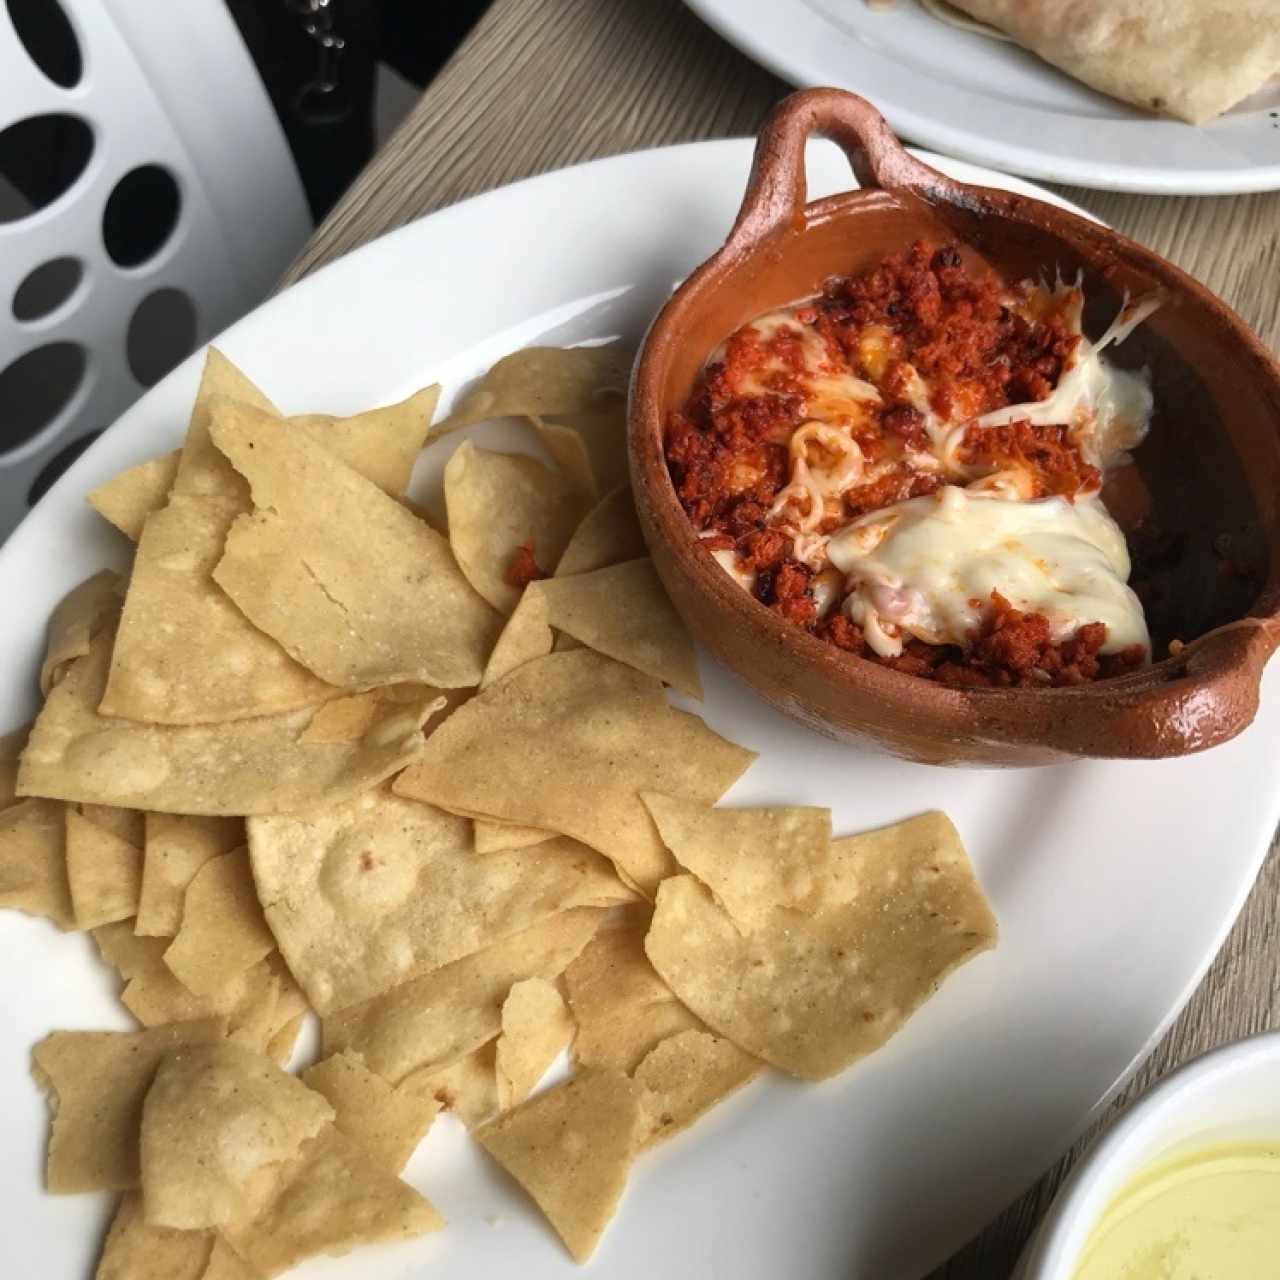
1014, 1031, 1280, 1279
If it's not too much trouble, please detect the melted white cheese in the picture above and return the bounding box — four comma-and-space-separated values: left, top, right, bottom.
731, 311, 882, 423
956, 291, 1159, 472
826, 486, 1150, 660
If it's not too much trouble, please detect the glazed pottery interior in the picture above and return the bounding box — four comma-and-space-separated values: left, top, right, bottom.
630, 89, 1280, 765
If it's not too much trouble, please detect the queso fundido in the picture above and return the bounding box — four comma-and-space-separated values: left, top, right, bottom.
665, 242, 1160, 687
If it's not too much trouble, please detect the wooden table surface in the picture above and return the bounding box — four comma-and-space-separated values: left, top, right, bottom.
284, 1, 1280, 1275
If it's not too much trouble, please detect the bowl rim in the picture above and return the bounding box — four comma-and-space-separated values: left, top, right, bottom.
627, 88, 1280, 759
1017, 1030, 1280, 1279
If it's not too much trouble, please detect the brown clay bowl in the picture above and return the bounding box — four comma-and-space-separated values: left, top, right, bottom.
629, 88, 1280, 766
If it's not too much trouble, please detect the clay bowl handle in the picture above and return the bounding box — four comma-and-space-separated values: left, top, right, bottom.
724, 87, 960, 261
1096, 616, 1280, 756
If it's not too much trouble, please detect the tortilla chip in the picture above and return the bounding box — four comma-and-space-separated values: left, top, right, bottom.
404, 1039, 500, 1128
633, 1029, 760, 1150
209, 400, 499, 690
531, 417, 597, 498
473, 820, 555, 854
140, 1042, 334, 1229
79, 803, 145, 848
224, 966, 286, 1055
172, 349, 280, 503
562, 915, 705, 1072
95, 381, 437, 549
220, 1127, 443, 1276
296, 693, 385, 744
0, 723, 29, 809
136, 813, 244, 936
40, 570, 122, 695
95, 1192, 213, 1280
100, 494, 336, 724
88, 451, 181, 542
323, 908, 605, 1084
479, 584, 552, 689
542, 403, 631, 498
537, 559, 700, 698
17, 630, 438, 816
92, 922, 274, 1035
443, 441, 588, 615
31, 1018, 226, 1192
495, 978, 573, 1110
0, 797, 73, 928
200, 1238, 261, 1280
475, 1068, 640, 1263
249, 788, 629, 1013
99, 379, 446, 722
554, 485, 646, 577
266, 1015, 305, 1068
645, 813, 997, 1079
821, 810, 993, 913
433, 345, 627, 436
163, 847, 275, 998
286, 383, 439, 498
641, 792, 832, 929
65, 808, 143, 928
394, 650, 755, 896
303, 1051, 440, 1172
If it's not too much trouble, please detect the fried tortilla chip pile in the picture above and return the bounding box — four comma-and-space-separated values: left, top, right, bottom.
1, 346, 997, 1272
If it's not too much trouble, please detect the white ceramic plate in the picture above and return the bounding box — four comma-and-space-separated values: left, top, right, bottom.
685, 0, 1280, 194
2, 140, 1277, 1280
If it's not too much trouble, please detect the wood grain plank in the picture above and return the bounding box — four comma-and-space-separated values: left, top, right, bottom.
283, 2, 1280, 1276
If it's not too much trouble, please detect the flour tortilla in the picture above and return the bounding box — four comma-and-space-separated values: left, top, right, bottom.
946, 0, 1280, 123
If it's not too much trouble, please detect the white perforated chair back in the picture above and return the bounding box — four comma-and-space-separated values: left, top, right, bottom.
0, 0, 310, 539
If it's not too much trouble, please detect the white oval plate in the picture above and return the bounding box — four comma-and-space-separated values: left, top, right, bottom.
2, 140, 1277, 1280
685, 0, 1280, 194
